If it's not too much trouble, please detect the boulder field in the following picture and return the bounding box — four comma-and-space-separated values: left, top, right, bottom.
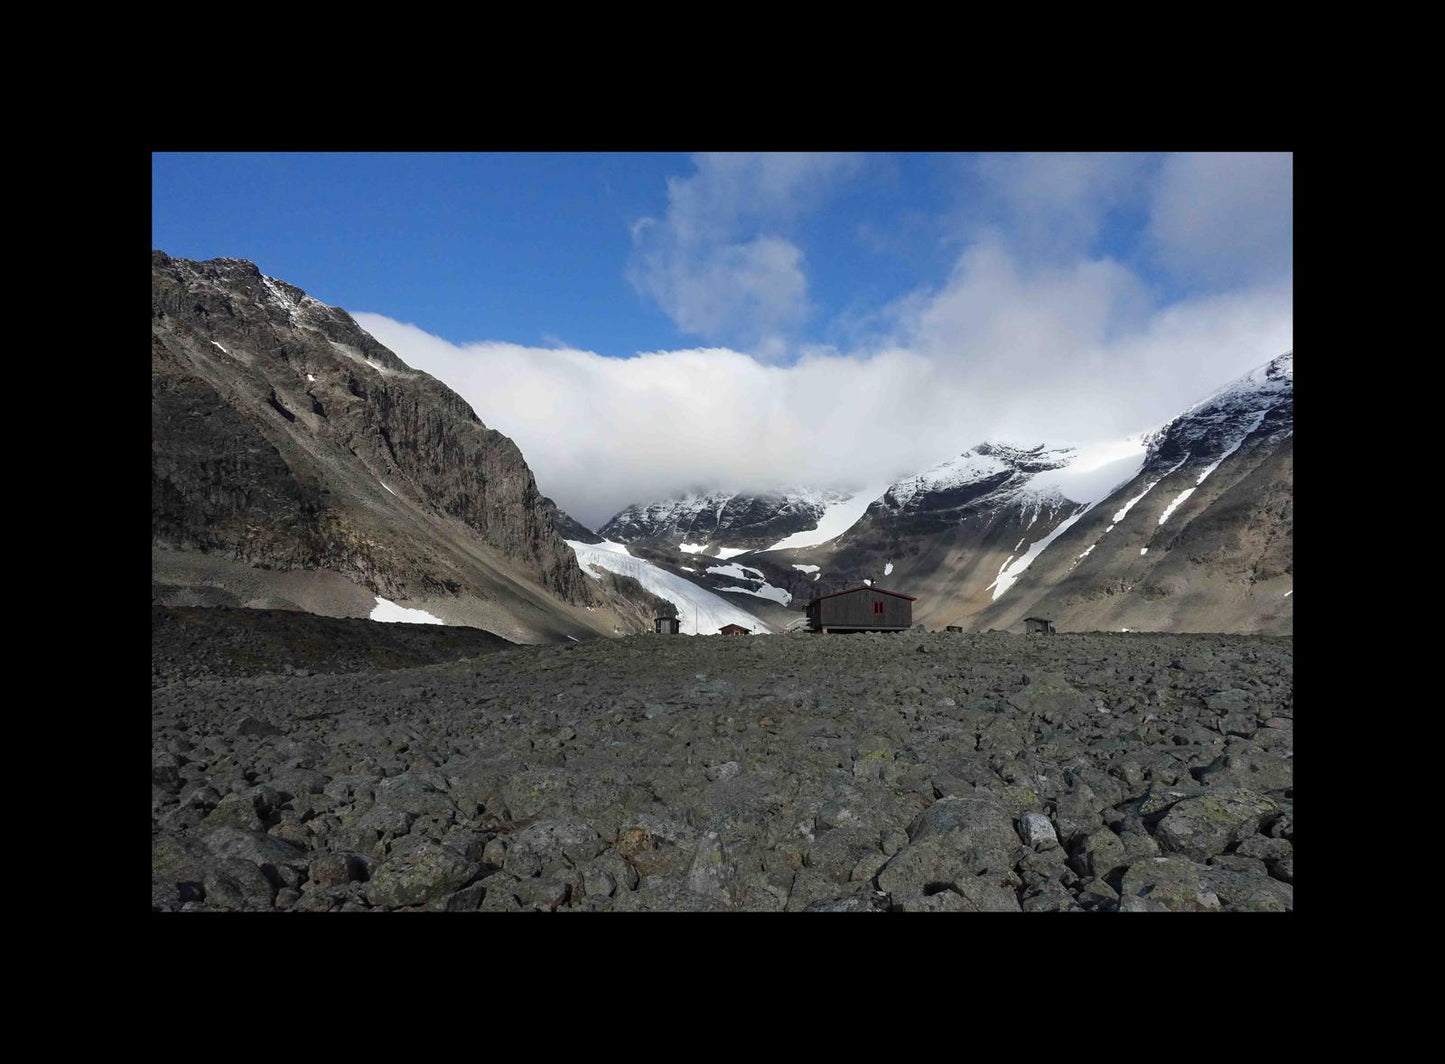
151, 617, 1292, 912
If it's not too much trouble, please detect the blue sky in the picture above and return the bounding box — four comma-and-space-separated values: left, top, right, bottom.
155, 152, 980, 357
152, 152, 1292, 526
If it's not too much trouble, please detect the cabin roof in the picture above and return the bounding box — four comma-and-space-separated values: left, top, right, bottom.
809, 584, 917, 603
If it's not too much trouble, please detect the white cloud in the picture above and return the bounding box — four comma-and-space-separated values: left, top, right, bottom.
349, 152, 1291, 533
627, 152, 863, 355
355, 247, 1289, 531
966, 152, 1153, 260
1148, 152, 1293, 286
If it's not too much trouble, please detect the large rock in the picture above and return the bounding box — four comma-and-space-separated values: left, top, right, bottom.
1200, 863, 1294, 912
1194, 747, 1292, 792
367, 843, 479, 908
1155, 790, 1277, 862
503, 819, 605, 878
202, 827, 310, 878
1016, 812, 1060, 851
1119, 858, 1221, 911
877, 795, 1021, 909
373, 773, 458, 817
1069, 829, 1128, 881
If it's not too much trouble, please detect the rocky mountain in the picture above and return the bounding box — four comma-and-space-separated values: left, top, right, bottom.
151, 252, 645, 642
600, 488, 849, 552
961, 354, 1294, 633
541, 497, 603, 545
596, 353, 1294, 635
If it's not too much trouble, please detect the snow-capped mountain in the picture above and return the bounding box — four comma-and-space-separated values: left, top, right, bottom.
599, 487, 851, 552
598, 352, 1293, 635
1140, 351, 1293, 475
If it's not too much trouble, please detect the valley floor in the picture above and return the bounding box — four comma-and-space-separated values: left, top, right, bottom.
151, 620, 1293, 912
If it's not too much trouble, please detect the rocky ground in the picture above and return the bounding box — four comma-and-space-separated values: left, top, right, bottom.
151, 622, 1293, 912
152, 606, 512, 688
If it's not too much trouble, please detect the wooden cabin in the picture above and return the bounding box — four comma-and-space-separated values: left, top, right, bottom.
1024, 617, 1055, 635
718, 623, 750, 636
654, 616, 680, 635
806, 585, 916, 633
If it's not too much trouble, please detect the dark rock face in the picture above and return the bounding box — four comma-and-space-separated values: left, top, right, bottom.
151, 624, 1292, 912
542, 497, 603, 544
151, 251, 595, 609
600, 489, 846, 550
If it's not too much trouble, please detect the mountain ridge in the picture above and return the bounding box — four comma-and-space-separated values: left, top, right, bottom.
590, 352, 1293, 634
151, 252, 646, 642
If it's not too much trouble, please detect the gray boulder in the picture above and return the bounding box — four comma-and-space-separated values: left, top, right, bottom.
1119, 858, 1221, 911
1155, 790, 1277, 862
367, 842, 479, 908
1016, 812, 1059, 851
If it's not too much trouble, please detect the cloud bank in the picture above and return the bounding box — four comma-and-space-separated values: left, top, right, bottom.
626, 152, 864, 358
354, 152, 1292, 531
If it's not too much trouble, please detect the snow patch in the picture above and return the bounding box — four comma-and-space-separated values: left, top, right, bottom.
762, 482, 891, 552
307, 373, 316, 382
1157, 488, 1196, 527
380, 482, 398, 497
717, 584, 791, 605
1283, 589, 1293, 598
792, 564, 820, 574
713, 547, 751, 560
986, 554, 1016, 591
1140, 548, 1149, 555
568, 540, 770, 636
706, 563, 765, 581
680, 565, 697, 572
370, 597, 445, 625
679, 543, 707, 554
588, 540, 633, 555
884, 561, 894, 576
1024, 438, 1148, 507
210, 340, 229, 354
707, 563, 790, 605
991, 505, 1093, 601
1112, 454, 1189, 523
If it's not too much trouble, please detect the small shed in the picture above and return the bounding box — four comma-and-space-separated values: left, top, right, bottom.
807, 585, 916, 633
1024, 617, 1055, 635
718, 623, 750, 636
945, 625, 964, 633
654, 616, 680, 635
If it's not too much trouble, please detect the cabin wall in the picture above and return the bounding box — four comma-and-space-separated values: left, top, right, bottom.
818, 590, 912, 629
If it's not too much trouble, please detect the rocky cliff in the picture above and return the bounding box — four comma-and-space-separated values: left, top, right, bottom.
152, 252, 609, 640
